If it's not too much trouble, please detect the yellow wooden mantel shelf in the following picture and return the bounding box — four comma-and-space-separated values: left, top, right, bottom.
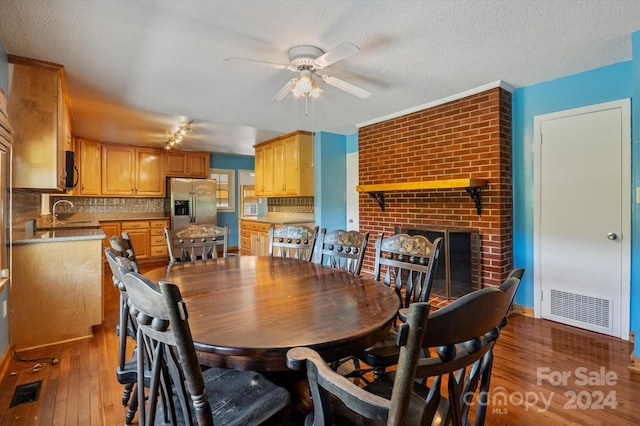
356, 178, 487, 214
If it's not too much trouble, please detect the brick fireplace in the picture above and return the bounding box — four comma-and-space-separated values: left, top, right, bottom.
358, 86, 513, 288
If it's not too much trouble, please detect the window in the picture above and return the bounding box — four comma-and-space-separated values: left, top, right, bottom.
210, 169, 235, 212
239, 170, 257, 217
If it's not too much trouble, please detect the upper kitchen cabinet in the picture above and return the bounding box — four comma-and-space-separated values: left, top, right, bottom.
254, 143, 274, 196
254, 131, 313, 197
76, 138, 101, 195
8, 56, 74, 191
165, 151, 210, 178
101, 144, 165, 196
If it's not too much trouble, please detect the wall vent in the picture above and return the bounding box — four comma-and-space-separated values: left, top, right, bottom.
549, 289, 611, 330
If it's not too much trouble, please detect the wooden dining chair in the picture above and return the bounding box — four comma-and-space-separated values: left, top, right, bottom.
109, 232, 140, 273
502, 267, 525, 317
121, 271, 291, 426
354, 233, 443, 379
287, 276, 521, 426
314, 228, 370, 275
268, 224, 319, 261
104, 247, 142, 424
397, 266, 527, 324
164, 224, 229, 264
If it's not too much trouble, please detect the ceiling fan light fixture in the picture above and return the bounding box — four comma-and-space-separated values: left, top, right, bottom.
292, 69, 322, 99
309, 82, 322, 98
295, 70, 312, 91
292, 83, 305, 98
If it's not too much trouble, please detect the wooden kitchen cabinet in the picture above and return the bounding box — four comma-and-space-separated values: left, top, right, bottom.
240, 220, 271, 256
254, 144, 274, 196
121, 220, 151, 260
11, 239, 103, 349
8, 55, 74, 191
101, 221, 121, 256
149, 219, 170, 258
101, 144, 165, 196
254, 130, 313, 197
76, 138, 101, 195
165, 151, 210, 178
239, 220, 314, 255
136, 148, 165, 195
101, 219, 168, 262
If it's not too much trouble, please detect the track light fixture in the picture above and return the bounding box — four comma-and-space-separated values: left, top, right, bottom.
165, 121, 193, 150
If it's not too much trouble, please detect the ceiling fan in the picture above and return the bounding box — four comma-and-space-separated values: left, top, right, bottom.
223, 42, 371, 101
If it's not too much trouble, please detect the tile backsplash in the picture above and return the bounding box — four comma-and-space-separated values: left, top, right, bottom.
11, 192, 165, 225
11, 190, 40, 225
50, 196, 164, 214
13, 193, 314, 225
267, 197, 314, 214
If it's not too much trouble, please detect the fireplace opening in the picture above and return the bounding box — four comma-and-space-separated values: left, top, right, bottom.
395, 225, 481, 299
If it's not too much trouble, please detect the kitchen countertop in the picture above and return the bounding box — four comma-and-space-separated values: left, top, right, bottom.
13, 212, 169, 245
94, 212, 169, 221
240, 213, 315, 225
15, 212, 314, 244
12, 227, 107, 245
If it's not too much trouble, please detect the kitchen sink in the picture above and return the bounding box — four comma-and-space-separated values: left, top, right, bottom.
55, 220, 93, 225
35, 220, 99, 230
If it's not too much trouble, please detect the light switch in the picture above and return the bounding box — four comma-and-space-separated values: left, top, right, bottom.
637, 187, 640, 204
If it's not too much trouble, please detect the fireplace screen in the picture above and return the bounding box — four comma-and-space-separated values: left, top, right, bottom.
395, 225, 481, 299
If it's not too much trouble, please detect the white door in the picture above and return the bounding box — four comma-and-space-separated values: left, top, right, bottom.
533, 99, 630, 339
346, 152, 359, 231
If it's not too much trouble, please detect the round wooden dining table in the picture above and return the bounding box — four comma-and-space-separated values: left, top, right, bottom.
144, 255, 400, 371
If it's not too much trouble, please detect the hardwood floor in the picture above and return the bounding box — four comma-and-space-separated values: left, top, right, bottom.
1, 261, 639, 425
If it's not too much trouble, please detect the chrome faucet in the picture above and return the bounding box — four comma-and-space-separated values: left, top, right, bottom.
52, 199, 74, 223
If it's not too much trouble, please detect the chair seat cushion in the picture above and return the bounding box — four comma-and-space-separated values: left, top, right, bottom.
157, 367, 290, 426
356, 330, 400, 368
116, 354, 137, 385
325, 374, 426, 426
205, 367, 290, 425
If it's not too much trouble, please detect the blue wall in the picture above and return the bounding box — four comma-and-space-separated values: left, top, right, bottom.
314, 131, 348, 231
346, 133, 358, 154
512, 36, 638, 350
512, 60, 633, 308
210, 154, 254, 248
0, 40, 8, 363
631, 31, 640, 352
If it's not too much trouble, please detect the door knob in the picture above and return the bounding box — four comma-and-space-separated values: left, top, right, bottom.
607, 232, 618, 240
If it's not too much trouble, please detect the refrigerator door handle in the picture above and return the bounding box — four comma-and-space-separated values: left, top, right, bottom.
191, 190, 196, 223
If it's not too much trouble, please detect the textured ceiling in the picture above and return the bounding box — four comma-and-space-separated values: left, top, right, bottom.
1, 0, 639, 156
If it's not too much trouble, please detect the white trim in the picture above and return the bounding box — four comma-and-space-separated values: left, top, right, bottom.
356, 80, 515, 129
210, 168, 236, 213
533, 98, 631, 340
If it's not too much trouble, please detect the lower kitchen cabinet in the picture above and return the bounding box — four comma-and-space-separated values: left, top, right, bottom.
121, 220, 151, 259
11, 238, 103, 349
239, 220, 315, 256
101, 221, 121, 258
149, 219, 169, 257
240, 220, 270, 256
101, 218, 169, 262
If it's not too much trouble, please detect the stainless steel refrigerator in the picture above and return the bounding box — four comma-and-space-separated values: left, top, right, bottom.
166, 178, 217, 229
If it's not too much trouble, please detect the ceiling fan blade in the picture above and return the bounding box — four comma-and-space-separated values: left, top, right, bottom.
321, 75, 371, 99
314, 42, 360, 68
222, 56, 288, 70
272, 78, 298, 101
